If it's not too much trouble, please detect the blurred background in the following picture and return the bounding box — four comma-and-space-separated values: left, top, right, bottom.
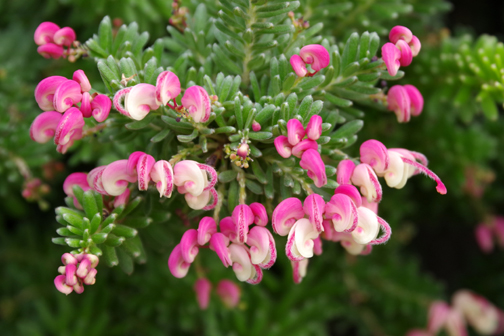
1, 0, 503, 335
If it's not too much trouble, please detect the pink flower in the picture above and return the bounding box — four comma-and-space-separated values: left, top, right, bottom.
80, 92, 92, 118
325, 193, 358, 233
247, 226, 277, 268
389, 26, 413, 44
34, 22, 60, 45
272, 197, 305, 236
54, 253, 98, 295
72, 70, 92, 92
351, 163, 382, 203
127, 151, 156, 191
101, 160, 138, 196
475, 225, 494, 253
34, 76, 67, 111
150, 160, 174, 198
299, 149, 327, 188
249, 202, 268, 227
87, 166, 108, 195
38, 43, 64, 59
334, 184, 362, 207
287, 119, 305, 146
409, 36, 422, 57
30, 111, 62, 143
168, 244, 191, 278
216, 279, 240, 308
233, 204, 255, 244
404, 84, 424, 116
194, 278, 212, 310
290, 44, 330, 77
381, 42, 402, 77
453, 290, 503, 335
336, 159, 356, 185
197, 217, 217, 246
122, 84, 160, 120
252, 120, 261, 132
53, 80, 83, 113
396, 39, 413, 66
387, 85, 411, 123
209, 232, 232, 267
155, 71, 181, 106
360, 140, 389, 175
291, 139, 318, 158
306, 115, 322, 141
181, 85, 211, 123
174, 160, 206, 197
180, 229, 199, 263
228, 243, 257, 283
286, 218, 320, 261
53, 27, 76, 47
274, 136, 292, 158
290, 54, 308, 77
54, 107, 85, 154
90, 94, 112, 122
63, 172, 90, 208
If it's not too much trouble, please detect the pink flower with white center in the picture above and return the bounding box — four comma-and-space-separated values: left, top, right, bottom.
428, 301, 452, 334
351, 163, 382, 203
300, 149, 327, 188
87, 165, 108, 195
306, 115, 322, 141
63, 172, 90, 208
72, 70, 91, 92
194, 278, 211, 310
181, 85, 211, 123
53, 27, 76, 47
38, 43, 65, 59
453, 290, 504, 335
325, 193, 358, 233
34, 22, 60, 45
150, 160, 174, 198
216, 279, 240, 308
287, 119, 305, 146
29, 111, 62, 144
34, 76, 68, 111
272, 197, 305, 236
351, 207, 380, 244
220, 217, 238, 243
290, 44, 330, 77
101, 160, 138, 196
286, 218, 320, 261
155, 71, 181, 106
360, 140, 389, 175
123, 83, 160, 120
174, 160, 206, 197
228, 243, 258, 283
291, 258, 309, 284
247, 226, 277, 268
475, 225, 494, 253
54, 107, 85, 154
54, 253, 98, 295
127, 151, 156, 191
336, 159, 356, 185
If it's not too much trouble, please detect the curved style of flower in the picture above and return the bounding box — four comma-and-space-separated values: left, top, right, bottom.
54, 253, 99, 295
290, 44, 330, 77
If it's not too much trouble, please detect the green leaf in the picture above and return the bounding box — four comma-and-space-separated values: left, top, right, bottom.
251, 160, 267, 184
82, 190, 98, 219
248, 132, 272, 141
228, 180, 239, 213
92, 232, 108, 244
297, 75, 325, 90
113, 225, 138, 239
479, 91, 498, 120
255, 104, 276, 125
90, 213, 102, 234
264, 166, 274, 199
117, 247, 134, 274
246, 179, 263, 194
150, 129, 170, 142
331, 119, 364, 138
213, 44, 242, 74
325, 93, 353, 107
219, 170, 238, 183
123, 217, 152, 229
161, 116, 194, 133
341, 32, 359, 68
103, 246, 119, 267
125, 113, 156, 130
369, 32, 380, 57
256, 1, 300, 18
249, 71, 261, 101
215, 126, 237, 134
234, 96, 244, 130
98, 16, 112, 52
298, 95, 313, 119
105, 234, 125, 247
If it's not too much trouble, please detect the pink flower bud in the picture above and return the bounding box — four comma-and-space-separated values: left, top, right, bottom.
53, 27, 76, 47
428, 301, 451, 333
180, 229, 199, 263
303, 193, 326, 233
150, 160, 174, 197
395, 39, 413, 67
306, 115, 322, 140
237, 143, 249, 158
404, 85, 424, 116
65, 264, 78, 286
181, 85, 211, 123
194, 278, 212, 310
274, 135, 292, 158
30, 111, 62, 143
216, 279, 240, 308
389, 25, 413, 44
291, 139, 318, 158
334, 184, 362, 207
287, 118, 305, 146
37, 43, 64, 59
168, 244, 191, 278
337, 159, 356, 185
54, 107, 85, 149
475, 225, 494, 253
387, 85, 411, 123
325, 193, 358, 232
290, 54, 308, 77
291, 259, 309, 284
250, 202, 268, 227
124, 84, 160, 120
91, 94, 112, 122
174, 160, 205, 197
34, 76, 67, 111
72, 70, 91, 92
76, 258, 91, 278
252, 120, 261, 132
54, 274, 73, 295
360, 139, 389, 175
83, 268, 97, 285
53, 80, 83, 113
87, 166, 108, 195
101, 160, 138, 196
381, 42, 402, 77
300, 149, 327, 188
34, 22, 60, 45
272, 197, 305, 236
155, 71, 181, 106
209, 232, 232, 267
299, 44, 330, 71
409, 35, 422, 57
80, 92, 92, 118
61, 253, 78, 266
286, 218, 319, 261
232, 204, 254, 244
197, 217, 217, 246
228, 243, 254, 282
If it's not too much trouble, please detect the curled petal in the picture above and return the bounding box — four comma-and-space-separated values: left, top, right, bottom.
228, 243, 253, 282
194, 278, 211, 310
63, 172, 90, 207
180, 229, 199, 263
87, 166, 108, 195
181, 85, 211, 123
197, 217, 217, 246
202, 188, 219, 211
334, 184, 363, 207
209, 232, 232, 267
30, 111, 62, 143
113, 189, 130, 208
369, 216, 392, 245
337, 159, 356, 185
232, 204, 254, 244
91, 94, 112, 122
53, 80, 83, 113
409, 35, 421, 57
300, 149, 327, 188
72, 70, 91, 92
185, 189, 212, 210
124, 84, 160, 120
292, 139, 318, 158
247, 226, 271, 265
155, 71, 181, 106
198, 164, 218, 191
126, 151, 145, 176
303, 193, 325, 233
54, 107, 85, 146
383, 150, 410, 189
396, 40, 413, 67
389, 25, 413, 44
351, 163, 382, 203
272, 197, 305, 236
401, 157, 447, 194
300, 44, 330, 71
404, 84, 424, 117
76, 258, 91, 278
361, 197, 379, 215
292, 259, 309, 284
475, 225, 494, 253
290, 54, 308, 77
428, 301, 451, 333
246, 264, 263, 285
73, 282, 85, 294
332, 232, 366, 255
288, 218, 319, 260
53, 27, 76, 47
34, 22, 60, 45
80, 92, 92, 118
388, 85, 411, 123
360, 245, 373, 255
322, 219, 337, 241
61, 253, 78, 266
174, 160, 205, 197
250, 202, 268, 227
220, 217, 237, 242
306, 115, 322, 141
136, 154, 156, 191
83, 254, 99, 268
37, 43, 64, 59
113, 87, 132, 117
150, 160, 174, 197
381, 42, 402, 77
325, 193, 358, 232
216, 279, 240, 308
313, 236, 323, 255
287, 119, 305, 146
65, 264, 78, 286
34, 76, 67, 111
168, 244, 191, 278
351, 207, 380, 244
360, 140, 389, 175
101, 160, 138, 196
83, 268, 97, 285
259, 229, 276, 269
54, 275, 73, 295
274, 135, 292, 158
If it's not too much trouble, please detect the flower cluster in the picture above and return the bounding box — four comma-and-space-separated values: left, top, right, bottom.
475, 216, 504, 253
54, 253, 99, 295
193, 278, 241, 310
169, 204, 277, 285
274, 115, 327, 187
21, 177, 50, 201
30, 71, 111, 153
34, 22, 77, 59
381, 25, 421, 77
408, 290, 504, 336
290, 44, 330, 77
387, 84, 424, 123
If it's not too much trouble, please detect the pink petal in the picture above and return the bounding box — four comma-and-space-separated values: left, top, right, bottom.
197, 217, 217, 246
54, 274, 73, 295
174, 160, 205, 197
395, 39, 413, 67
228, 243, 253, 282
258, 228, 276, 269
403, 85, 424, 116
61, 253, 78, 266
232, 204, 254, 244
292, 139, 318, 158
34, 22, 60, 45
369, 216, 392, 245
101, 160, 138, 196
53, 80, 83, 113
168, 244, 191, 278
351, 207, 380, 244
325, 193, 358, 232
389, 25, 413, 44
180, 229, 199, 263
83, 254, 99, 268
322, 219, 337, 241
216, 279, 240, 308
272, 197, 305, 236
150, 160, 174, 197
290, 54, 308, 77
300, 44, 330, 71
246, 264, 263, 285
80, 92, 92, 118
155, 71, 181, 106
220, 217, 238, 242
400, 156, 447, 194
83, 268, 97, 285
53, 27, 76, 47
334, 184, 363, 207
72, 70, 92, 92
76, 258, 91, 278
445, 310, 468, 336
202, 188, 219, 211
409, 35, 421, 57
247, 226, 271, 265
34, 76, 67, 111
360, 140, 389, 175
209, 232, 232, 267
313, 236, 323, 255
197, 164, 218, 191
37, 43, 64, 59
252, 121, 261, 132
299, 149, 327, 188
184, 189, 212, 210
291, 218, 319, 260
194, 278, 212, 310
113, 87, 132, 117
181, 85, 211, 123
30, 111, 62, 143
124, 83, 160, 120
475, 225, 494, 253
136, 154, 156, 191
351, 163, 383, 203
291, 259, 309, 284
249, 202, 268, 227
336, 159, 356, 185
54, 107, 84, 146
274, 135, 293, 158
113, 188, 130, 208
73, 282, 85, 294
65, 264, 78, 286
428, 301, 451, 333
303, 194, 326, 233
287, 118, 305, 146
382, 150, 410, 188
361, 197, 378, 214
63, 172, 90, 208
381, 42, 401, 77
306, 115, 322, 141
91, 94, 112, 122
387, 85, 411, 123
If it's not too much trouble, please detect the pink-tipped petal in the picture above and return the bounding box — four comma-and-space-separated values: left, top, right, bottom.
334, 184, 363, 207
34, 22, 60, 45
400, 157, 447, 194
274, 135, 293, 158
124, 83, 160, 120
91, 94, 112, 122
113, 87, 132, 117
83, 254, 99, 268
360, 140, 389, 175
381, 42, 402, 77
216, 279, 240, 308
300, 149, 327, 188
409, 35, 421, 57
197, 164, 218, 191
53, 27, 76, 47
83, 268, 97, 285
185, 189, 212, 210
259, 229, 277, 269
150, 160, 174, 198
54, 274, 73, 295
181, 85, 211, 123
395, 40, 413, 67
180, 229, 199, 263
300, 44, 330, 71
306, 115, 322, 141
53, 80, 83, 113
351, 207, 380, 244
54, 107, 84, 146
174, 160, 205, 197
292, 259, 309, 284
34, 76, 67, 111
250, 202, 268, 227
228, 243, 253, 282
73, 281, 85, 294
369, 216, 392, 245
337, 159, 356, 185
387, 85, 411, 123
202, 188, 219, 211
220, 217, 237, 242
291, 139, 318, 158
232, 204, 254, 244
428, 301, 451, 333
209, 232, 232, 267
272, 197, 305, 236
303, 194, 326, 233
325, 193, 358, 232
72, 70, 91, 92
113, 188, 130, 208
403, 85, 424, 117
101, 160, 138, 196
65, 264, 78, 286
247, 226, 271, 265
135, 154, 155, 191
194, 278, 211, 310
126, 151, 145, 176
37, 43, 64, 59
287, 119, 305, 146
351, 163, 383, 203
61, 253, 78, 266
80, 92, 92, 118
285, 223, 304, 262
87, 166, 108, 195
313, 236, 323, 255
155, 71, 181, 106
168, 244, 191, 278
290, 54, 308, 77
389, 25, 413, 44
30, 111, 62, 143
197, 217, 217, 246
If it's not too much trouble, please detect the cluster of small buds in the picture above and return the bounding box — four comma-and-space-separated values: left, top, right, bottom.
386, 84, 424, 123
475, 216, 504, 253
169, 0, 188, 32
290, 44, 330, 77
54, 253, 99, 295
225, 141, 251, 168
30, 71, 112, 153
21, 177, 50, 201
193, 278, 241, 310
407, 290, 504, 336
169, 204, 277, 285
381, 26, 422, 77
288, 11, 310, 31
34, 22, 85, 61
274, 115, 327, 187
